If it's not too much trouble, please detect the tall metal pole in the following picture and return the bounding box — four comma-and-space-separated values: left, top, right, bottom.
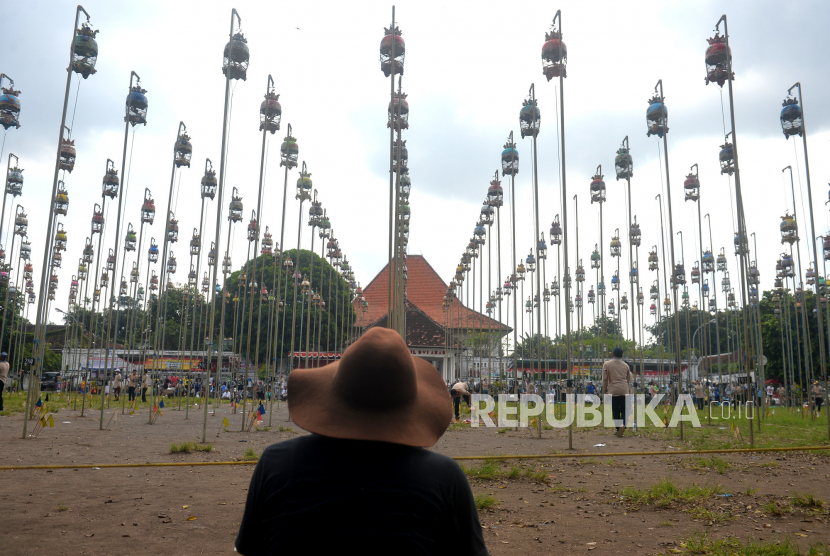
385, 7, 397, 331
203, 8, 242, 444
785, 83, 829, 437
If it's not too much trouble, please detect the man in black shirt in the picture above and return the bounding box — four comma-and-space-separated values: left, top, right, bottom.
235, 327, 489, 556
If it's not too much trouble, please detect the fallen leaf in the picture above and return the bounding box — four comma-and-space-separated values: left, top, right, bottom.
187, 516, 197, 521
669, 550, 682, 554
182, 505, 189, 509
85, 533, 94, 537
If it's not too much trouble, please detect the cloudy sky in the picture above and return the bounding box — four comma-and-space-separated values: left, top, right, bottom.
2, 0, 830, 345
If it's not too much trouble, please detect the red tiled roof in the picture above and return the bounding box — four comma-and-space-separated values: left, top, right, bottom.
356, 254, 507, 332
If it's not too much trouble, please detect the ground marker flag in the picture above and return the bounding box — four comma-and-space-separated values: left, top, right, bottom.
159, 400, 165, 409
48, 414, 55, 427
36, 398, 42, 408
223, 417, 229, 428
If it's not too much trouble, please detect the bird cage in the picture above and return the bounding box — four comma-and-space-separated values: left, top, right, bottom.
576, 262, 585, 282
597, 281, 605, 296
207, 243, 217, 267
541, 26, 567, 80
20, 240, 30, 260
388, 91, 409, 130
722, 272, 731, 293
524, 250, 536, 272
301, 276, 311, 294
780, 213, 798, 244
629, 218, 641, 247
516, 263, 526, 281
247, 214, 259, 242
519, 98, 540, 138
150, 272, 159, 291
650, 303, 657, 316
48, 290, 55, 301
380, 25, 405, 77
24, 262, 33, 279
590, 172, 605, 204
102, 160, 119, 198
704, 33, 732, 87
228, 188, 244, 222
587, 287, 595, 304
620, 294, 628, 311
537, 237, 548, 260
646, 94, 668, 138
28, 292, 35, 304
719, 142, 735, 175
148, 239, 159, 263
682, 289, 690, 308
610, 230, 621, 257
78, 262, 88, 280
6, 164, 23, 196
392, 141, 408, 173
81, 239, 93, 263
260, 90, 281, 133
664, 296, 672, 312
501, 140, 519, 177
73, 23, 99, 78
260, 286, 269, 301
648, 248, 658, 271
124, 225, 137, 252
702, 279, 710, 297
470, 225, 485, 248
673, 263, 686, 286
614, 147, 633, 181
684, 172, 700, 202
308, 199, 323, 226
188, 265, 197, 286
702, 250, 715, 273
52, 250, 62, 268
748, 263, 760, 285
650, 283, 658, 300
14, 207, 27, 236
141, 189, 156, 224
319, 213, 331, 237
780, 96, 803, 139
201, 273, 210, 291
296, 168, 312, 202
480, 202, 494, 225
487, 175, 503, 208
575, 293, 583, 309
590, 245, 601, 269
126, 84, 148, 126
716, 248, 727, 271
550, 216, 562, 246
91, 203, 104, 234
174, 133, 192, 168
222, 254, 232, 275
59, 139, 76, 172
106, 250, 115, 271
399, 173, 411, 199
734, 231, 747, 256
167, 253, 177, 275
189, 229, 200, 256
130, 263, 139, 283
0, 84, 21, 130
611, 271, 620, 291
691, 263, 700, 284
100, 271, 109, 289
223, 32, 250, 80
629, 265, 638, 284
608, 300, 616, 315
525, 297, 532, 314
120, 279, 128, 296
637, 289, 644, 305
279, 130, 300, 169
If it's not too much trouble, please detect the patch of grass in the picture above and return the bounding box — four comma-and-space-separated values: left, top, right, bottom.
170, 441, 213, 454
242, 448, 259, 461
474, 493, 498, 510
762, 501, 792, 516
461, 461, 549, 484
496, 428, 510, 434
688, 506, 734, 523
743, 486, 758, 496
462, 461, 502, 480
689, 456, 731, 474
757, 461, 779, 468
448, 422, 467, 432
255, 426, 271, 432
507, 465, 522, 479
277, 426, 297, 433
523, 469, 550, 482
681, 531, 825, 555
791, 492, 825, 509
619, 478, 722, 508
56, 502, 69, 512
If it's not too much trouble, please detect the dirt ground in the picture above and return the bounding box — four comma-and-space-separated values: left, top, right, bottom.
1, 400, 829, 555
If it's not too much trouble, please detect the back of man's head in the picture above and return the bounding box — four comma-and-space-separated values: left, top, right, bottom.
613, 347, 623, 358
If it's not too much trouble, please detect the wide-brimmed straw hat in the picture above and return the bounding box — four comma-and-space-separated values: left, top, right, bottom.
288, 327, 452, 447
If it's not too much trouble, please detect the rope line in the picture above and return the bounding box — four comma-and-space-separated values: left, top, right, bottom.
1, 445, 827, 471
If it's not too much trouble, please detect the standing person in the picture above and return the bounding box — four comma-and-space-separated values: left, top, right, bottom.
141, 371, 150, 403
694, 381, 705, 411
777, 384, 786, 407
766, 383, 774, 408
602, 347, 632, 438
812, 381, 824, 415
127, 371, 137, 401
112, 371, 122, 402
235, 327, 487, 556
0, 353, 8, 411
